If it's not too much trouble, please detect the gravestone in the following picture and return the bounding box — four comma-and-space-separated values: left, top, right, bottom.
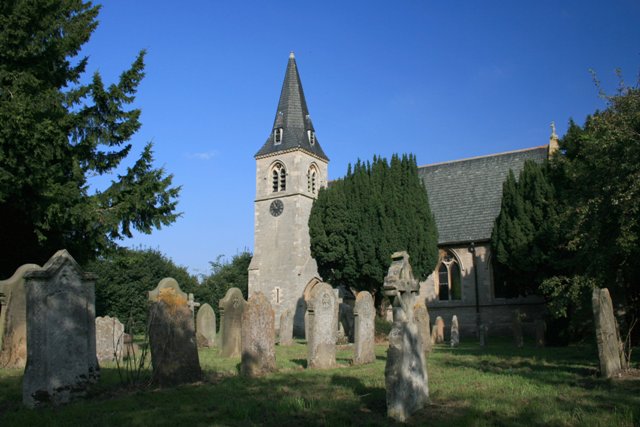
219, 287, 246, 357
95, 316, 125, 362
383, 252, 428, 422
479, 323, 488, 347
413, 301, 432, 355
592, 288, 625, 378
241, 292, 276, 377
148, 278, 201, 386
0, 263, 39, 368
196, 303, 216, 348
512, 309, 524, 348
535, 319, 546, 348
430, 324, 438, 345
450, 315, 460, 347
435, 316, 445, 344
353, 291, 375, 365
22, 250, 99, 407
307, 282, 338, 369
279, 308, 294, 346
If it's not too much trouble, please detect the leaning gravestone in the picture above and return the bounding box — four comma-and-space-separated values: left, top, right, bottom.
353, 291, 375, 365
592, 288, 625, 378
279, 308, 294, 346
435, 316, 445, 344
450, 315, 460, 347
241, 292, 276, 377
307, 282, 338, 369
148, 278, 201, 386
413, 301, 432, 355
512, 309, 524, 348
219, 287, 246, 358
383, 252, 428, 422
0, 263, 39, 368
95, 316, 125, 362
196, 303, 216, 348
22, 250, 99, 407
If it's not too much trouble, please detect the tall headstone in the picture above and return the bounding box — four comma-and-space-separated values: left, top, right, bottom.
279, 308, 294, 346
95, 316, 125, 362
0, 264, 39, 368
22, 250, 99, 407
435, 316, 445, 344
148, 278, 201, 386
353, 291, 375, 365
535, 319, 546, 348
512, 309, 524, 348
450, 315, 460, 347
218, 287, 246, 358
383, 252, 428, 422
196, 303, 216, 348
241, 292, 276, 376
307, 282, 338, 369
592, 288, 624, 378
413, 301, 432, 355
479, 323, 488, 347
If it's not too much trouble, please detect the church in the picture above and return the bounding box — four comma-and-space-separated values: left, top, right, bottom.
249, 53, 553, 338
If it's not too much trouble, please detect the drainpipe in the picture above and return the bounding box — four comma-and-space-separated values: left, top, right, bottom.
469, 242, 481, 335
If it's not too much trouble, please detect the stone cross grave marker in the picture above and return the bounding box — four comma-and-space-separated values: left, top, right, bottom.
22, 250, 99, 407
95, 316, 125, 362
592, 288, 625, 378
450, 315, 460, 347
307, 282, 338, 369
196, 303, 216, 348
353, 291, 375, 365
219, 287, 246, 358
241, 292, 276, 377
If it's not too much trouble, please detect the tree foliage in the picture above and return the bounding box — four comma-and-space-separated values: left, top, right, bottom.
0, 0, 180, 277
309, 154, 438, 304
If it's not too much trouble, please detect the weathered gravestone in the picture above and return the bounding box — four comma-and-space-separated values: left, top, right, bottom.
279, 308, 294, 346
592, 288, 625, 378
435, 316, 445, 344
0, 264, 39, 368
219, 287, 246, 358
196, 303, 216, 348
450, 315, 460, 347
307, 282, 338, 369
353, 291, 375, 365
148, 278, 201, 386
95, 316, 125, 362
430, 324, 438, 345
479, 323, 488, 347
535, 319, 546, 348
241, 292, 276, 376
512, 309, 524, 348
413, 301, 432, 355
22, 250, 99, 407
383, 252, 428, 422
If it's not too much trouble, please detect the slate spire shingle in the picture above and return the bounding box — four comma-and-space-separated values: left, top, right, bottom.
255, 53, 328, 161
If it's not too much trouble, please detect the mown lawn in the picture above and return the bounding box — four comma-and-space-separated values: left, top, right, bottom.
0, 338, 638, 426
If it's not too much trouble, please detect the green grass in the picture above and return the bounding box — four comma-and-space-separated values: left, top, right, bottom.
0, 339, 638, 426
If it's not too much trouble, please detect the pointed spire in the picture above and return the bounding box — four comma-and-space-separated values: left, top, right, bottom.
255, 53, 328, 161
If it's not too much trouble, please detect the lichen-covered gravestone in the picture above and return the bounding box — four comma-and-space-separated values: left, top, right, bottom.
219, 287, 246, 357
450, 315, 460, 347
307, 282, 338, 369
241, 292, 276, 376
0, 264, 39, 368
512, 309, 524, 348
592, 288, 625, 378
22, 250, 99, 407
413, 301, 432, 355
383, 252, 428, 422
353, 291, 375, 365
435, 316, 445, 344
279, 308, 294, 346
196, 303, 216, 348
148, 278, 201, 386
95, 316, 125, 362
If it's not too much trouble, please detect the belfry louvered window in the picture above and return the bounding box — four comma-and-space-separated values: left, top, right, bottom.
274, 128, 283, 144
272, 162, 286, 192
307, 165, 318, 194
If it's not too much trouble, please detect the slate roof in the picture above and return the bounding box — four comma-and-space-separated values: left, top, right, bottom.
418, 146, 549, 245
255, 53, 329, 161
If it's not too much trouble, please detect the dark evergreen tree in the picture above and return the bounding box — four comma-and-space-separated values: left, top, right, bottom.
0, 0, 180, 277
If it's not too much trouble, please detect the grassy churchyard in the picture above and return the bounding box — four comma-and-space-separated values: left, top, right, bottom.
0, 338, 638, 426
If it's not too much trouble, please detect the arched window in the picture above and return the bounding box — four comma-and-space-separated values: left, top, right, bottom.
436, 250, 462, 301
272, 162, 286, 192
307, 165, 318, 194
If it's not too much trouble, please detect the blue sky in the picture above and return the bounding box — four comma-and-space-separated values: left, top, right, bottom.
81, 1, 640, 277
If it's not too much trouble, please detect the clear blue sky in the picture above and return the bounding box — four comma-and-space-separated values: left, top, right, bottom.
81, 1, 640, 277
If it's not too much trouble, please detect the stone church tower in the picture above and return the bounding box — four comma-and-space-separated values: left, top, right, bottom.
248, 53, 329, 334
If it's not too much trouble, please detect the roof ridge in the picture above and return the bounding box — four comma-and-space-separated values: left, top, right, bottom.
418, 145, 547, 169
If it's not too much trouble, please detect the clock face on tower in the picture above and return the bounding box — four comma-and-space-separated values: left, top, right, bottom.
270, 199, 284, 217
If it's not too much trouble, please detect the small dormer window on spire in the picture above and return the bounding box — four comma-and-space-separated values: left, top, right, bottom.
274, 128, 283, 145
307, 130, 316, 146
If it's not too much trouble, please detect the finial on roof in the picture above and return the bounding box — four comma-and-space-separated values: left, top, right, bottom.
550, 121, 557, 139
548, 121, 559, 158
289, 51, 295, 59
